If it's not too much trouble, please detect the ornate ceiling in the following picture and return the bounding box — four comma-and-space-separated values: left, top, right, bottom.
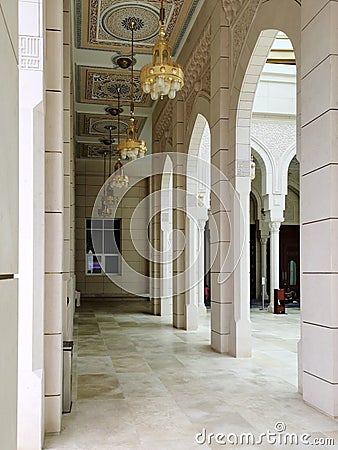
73, 0, 203, 158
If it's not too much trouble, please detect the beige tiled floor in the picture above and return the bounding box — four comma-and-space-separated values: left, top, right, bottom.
44, 300, 338, 449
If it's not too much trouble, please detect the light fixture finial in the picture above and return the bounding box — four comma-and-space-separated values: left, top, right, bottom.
140, 0, 184, 100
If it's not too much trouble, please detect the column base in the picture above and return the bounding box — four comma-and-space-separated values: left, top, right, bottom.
160, 298, 173, 316
298, 338, 303, 394
303, 372, 338, 418
229, 318, 252, 358
211, 330, 229, 354
173, 314, 185, 329
267, 302, 274, 313
199, 304, 208, 315
184, 304, 198, 330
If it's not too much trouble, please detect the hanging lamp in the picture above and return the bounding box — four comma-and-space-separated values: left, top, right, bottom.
98, 127, 118, 217
118, 21, 147, 161
140, 0, 184, 100
108, 87, 129, 188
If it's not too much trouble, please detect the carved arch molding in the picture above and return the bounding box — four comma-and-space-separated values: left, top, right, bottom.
155, 0, 301, 143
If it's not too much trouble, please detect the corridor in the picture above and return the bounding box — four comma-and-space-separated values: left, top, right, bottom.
45, 301, 338, 450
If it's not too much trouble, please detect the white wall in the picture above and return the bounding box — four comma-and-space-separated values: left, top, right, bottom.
0, 1, 19, 449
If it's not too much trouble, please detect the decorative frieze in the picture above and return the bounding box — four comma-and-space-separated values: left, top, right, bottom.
222, 0, 246, 23
154, 99, 174, 142
232, 0, 261, 68
181, 23, 211, 101
236, 159, 251, 177
19, 36, 42, 70
252, 119, 296, 162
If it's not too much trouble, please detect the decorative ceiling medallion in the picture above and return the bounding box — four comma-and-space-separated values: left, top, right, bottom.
79, 0, 186, 52
78, 143, 121, 159
102, 5, 160, 42
79, 67, 153, 107
78, 113, 146, 138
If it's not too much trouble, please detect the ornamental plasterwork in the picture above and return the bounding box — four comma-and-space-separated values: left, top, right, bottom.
185, 63, 211, 118
181, 24, 211, 101
154, 99, 174, 141
78, 66, 152, 107
222, 0, 246, 24
19, 36, 42, 70
78, 143, 121, 159
78, 0, 187, 52
78, 113, 145, 138
251, 118, 296, 162
232, 0, 261, 69
236, 159, 251, 177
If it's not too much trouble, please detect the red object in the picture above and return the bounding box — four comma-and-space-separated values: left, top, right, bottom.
274, 289, 285, 314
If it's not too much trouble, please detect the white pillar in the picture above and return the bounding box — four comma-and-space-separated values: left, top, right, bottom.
160, 227, 173, 316
301, 0, 338, 417
210, 3, 231, 354
184, 217, 200, 330
18, 0, 45, 448
63, 0, 75, 342
159, 157, 173, 317
260, 236, 268, 300
230, 177, 252, 357
197, 221, 207, 313
172, 101, 186, 329
268, 221, 281, 312
44, 0, 64, 433
0, 1, 19, 448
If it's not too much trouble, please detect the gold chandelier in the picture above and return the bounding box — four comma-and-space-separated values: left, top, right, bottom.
98, 127, 119, 217
140, 0, 184, 100
118, 21, 147, 161
106, 87, 129, 188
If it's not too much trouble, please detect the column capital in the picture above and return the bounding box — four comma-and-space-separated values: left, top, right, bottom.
269, 221, 281, 233
197, 218, 207, 231
260, 236, 269, 245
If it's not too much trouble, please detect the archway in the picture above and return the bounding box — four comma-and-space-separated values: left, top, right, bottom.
159, 155, 173, 316
185, 114, 211, 330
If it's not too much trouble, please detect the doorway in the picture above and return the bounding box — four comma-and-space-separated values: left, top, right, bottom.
279, 225, 300, 301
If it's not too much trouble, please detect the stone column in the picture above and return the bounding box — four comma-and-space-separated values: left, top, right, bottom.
260, 235, 269, 300
230, 176, 252, 357
209, 3, 235, 354
63, 0, 74, 341
268, 221, 281, 312
149, 146, 161, 315
18, 0, 45, 448
197, 220, 207, 313
160, 160, 173, 317
172, 98, 186, 329
0, 1, 19, 448
44, 0, 64, 433
301, 0, 338, 417
150, 171, 161, 315
184, 216, 199, 330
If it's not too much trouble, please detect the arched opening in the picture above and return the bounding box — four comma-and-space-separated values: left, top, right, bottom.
159, 155, 173, 316
235, 27, 299, 362
185, 114, 211, 330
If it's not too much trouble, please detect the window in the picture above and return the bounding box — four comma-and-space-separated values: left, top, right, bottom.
288, 259, 297, 286
86, 219, 121, 275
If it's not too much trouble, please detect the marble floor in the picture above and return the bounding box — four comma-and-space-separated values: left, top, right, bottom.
44, 300, 338, 449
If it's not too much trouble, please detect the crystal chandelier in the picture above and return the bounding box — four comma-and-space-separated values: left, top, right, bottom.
111, 158, 129, 189
140, 0, 184, 100
107, 87, 129, 188
118, 20, 147, 161
98, 128, 119, 217
250, 155, 256, 181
